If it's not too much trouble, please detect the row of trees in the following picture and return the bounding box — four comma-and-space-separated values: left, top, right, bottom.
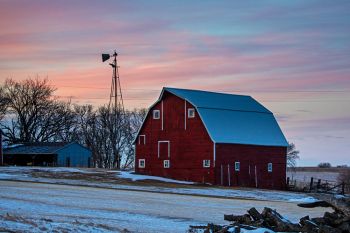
0, 78, 300, 169
0, 78, 146, 169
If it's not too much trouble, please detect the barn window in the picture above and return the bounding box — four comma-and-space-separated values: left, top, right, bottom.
235, 162, 240, 171
153, 110, 160, 119
138, 135, 146, 145
188, 108, 195, 118
268, 163, 273, 172
203, 160, 210, 168
164, 160, 170, 168
138, 159, 145, 168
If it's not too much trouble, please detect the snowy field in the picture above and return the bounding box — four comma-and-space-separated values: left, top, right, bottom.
0, 180, 331, 233
0, 166, 332, 232
287, 170, 339, 183
0, 167, 318, 203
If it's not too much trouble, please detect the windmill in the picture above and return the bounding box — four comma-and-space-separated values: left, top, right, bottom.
102, 51, 125, 114
102, 51, 126, 169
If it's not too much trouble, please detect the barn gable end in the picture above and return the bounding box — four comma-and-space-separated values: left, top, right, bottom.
135, 90, 215, 183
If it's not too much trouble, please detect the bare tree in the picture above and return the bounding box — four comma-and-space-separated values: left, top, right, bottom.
1, 78, 74, 143
0, 87, 9, 120
318, 162, 331, 168
71, 105, 146, 169
122, 108, 146, 169
1, 77, 147, 170
287, 142, 300, 168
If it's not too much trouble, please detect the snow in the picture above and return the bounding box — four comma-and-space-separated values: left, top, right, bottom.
335, 194, 346, 199
0, 166, 96, 173
288, 196, 319, 203
118, 171, 195, 184
241, 228, 274, 233
2, 143, 23, 149
0, 173, 19, 179
31, 167, 96, 173
0, 180, 330, 233
0, 166, 319, 203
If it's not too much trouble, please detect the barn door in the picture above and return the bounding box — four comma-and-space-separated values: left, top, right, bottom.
158, 141, 170, 159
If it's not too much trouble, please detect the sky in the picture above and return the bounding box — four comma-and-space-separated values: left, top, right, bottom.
0, 0, 349, 166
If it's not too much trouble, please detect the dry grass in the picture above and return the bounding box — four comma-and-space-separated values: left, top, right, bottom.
337, 169, 350, 193
3, 213, 38, 227
27, 168, 208, 189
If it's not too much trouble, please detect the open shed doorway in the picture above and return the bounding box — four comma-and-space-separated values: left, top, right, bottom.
4, 154, 58, 166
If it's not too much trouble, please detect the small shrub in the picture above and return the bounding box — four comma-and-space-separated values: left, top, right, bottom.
337, 169, 350, 193
318, 162, 331, 168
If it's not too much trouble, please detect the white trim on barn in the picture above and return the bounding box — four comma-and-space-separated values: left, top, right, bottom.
163, 159, 170, 168
157, 140, 170, 158
227, 164, 231, 186
161, 101, 164, 131
184, 100, 187, 130
203, 159, 210, 168
213, 143, 216, 167
138, 135, 146, 145
188, 108, 195, 118
138, 159, 145, 168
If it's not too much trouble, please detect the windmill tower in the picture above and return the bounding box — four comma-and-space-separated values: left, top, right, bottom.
102, 51, 126, 169
102, 51, 125, 114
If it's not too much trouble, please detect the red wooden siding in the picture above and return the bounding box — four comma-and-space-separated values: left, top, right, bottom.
135, 90, 287, 190
215, 143, 287, 189
135, 91, 215, 183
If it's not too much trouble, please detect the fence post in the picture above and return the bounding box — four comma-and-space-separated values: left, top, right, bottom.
317, 179, 321, 190
310, 177, 314, 192
286, 177, 290, 190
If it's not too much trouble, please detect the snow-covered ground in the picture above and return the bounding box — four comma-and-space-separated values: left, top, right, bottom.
0, 180, 330, 233
0, 167, 319, 203
118, 171, 194, 184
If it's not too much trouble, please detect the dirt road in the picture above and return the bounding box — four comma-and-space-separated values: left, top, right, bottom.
0, 180, 331, 232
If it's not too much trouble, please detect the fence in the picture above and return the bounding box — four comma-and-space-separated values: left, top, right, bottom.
287, 176, 349, 195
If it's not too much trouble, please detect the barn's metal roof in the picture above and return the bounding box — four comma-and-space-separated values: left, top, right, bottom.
3, 142, 70, 155
164, 87, 271, 114
164, 87, 288, 147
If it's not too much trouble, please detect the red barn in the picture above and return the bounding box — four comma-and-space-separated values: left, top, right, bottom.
134, 87, 288, 190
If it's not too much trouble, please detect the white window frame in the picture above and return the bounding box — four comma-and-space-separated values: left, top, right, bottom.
203, 160, 210, 168
138, 159, 145, 168
158, 141, 170, 158
138, 135, 146, 145
235, 162, 240, 171
153, 110, 160, 119
268, 163, 273, 172
188, 108, 195, 118
164, 160, 170, 168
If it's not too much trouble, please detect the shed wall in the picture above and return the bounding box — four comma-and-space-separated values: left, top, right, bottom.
57, 143, 92, 167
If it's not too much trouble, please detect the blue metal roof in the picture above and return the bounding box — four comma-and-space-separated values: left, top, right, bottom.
4, 142, 74, 155
164, 87, 271, 114
164, 87, 288, 147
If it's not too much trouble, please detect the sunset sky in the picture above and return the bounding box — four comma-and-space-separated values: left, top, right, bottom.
1, 0, 349, 166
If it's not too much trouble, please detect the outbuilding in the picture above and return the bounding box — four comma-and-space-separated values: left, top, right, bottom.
134, 87, 288, 189
3, 142, 92, 167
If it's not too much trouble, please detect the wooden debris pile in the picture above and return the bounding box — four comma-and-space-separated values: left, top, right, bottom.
188, 207, 350, 233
